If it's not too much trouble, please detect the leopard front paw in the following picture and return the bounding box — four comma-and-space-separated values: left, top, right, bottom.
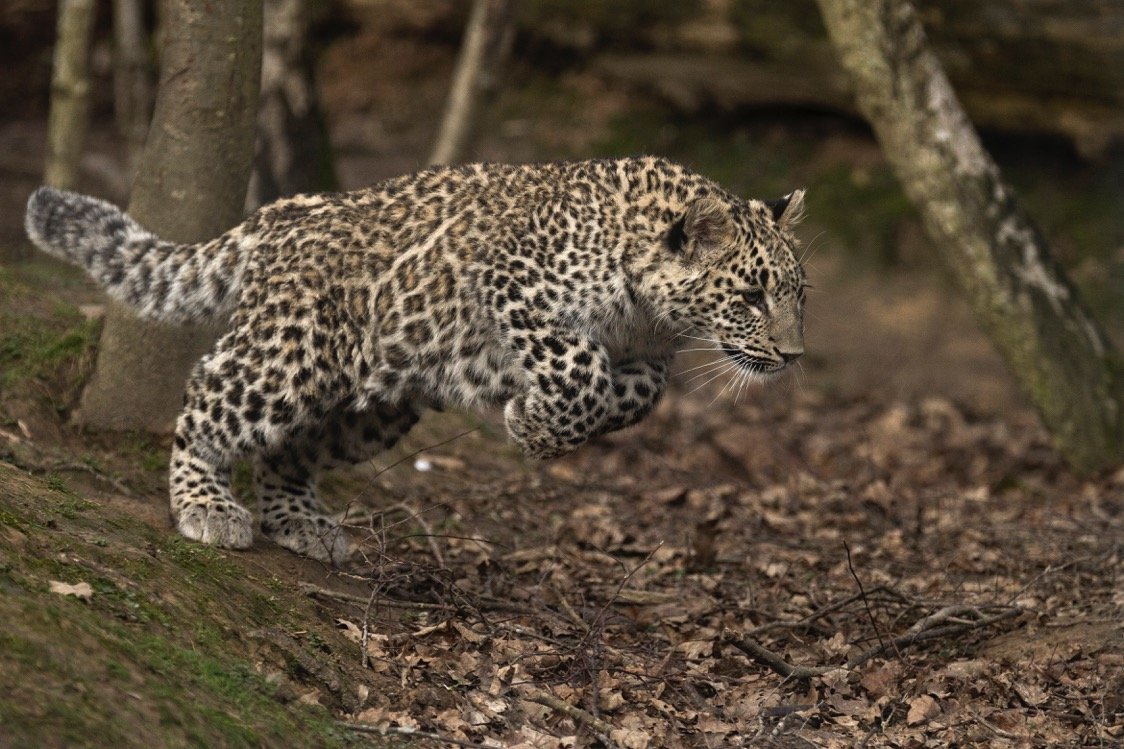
175, 500, 255, 549
503, 397, 578, 460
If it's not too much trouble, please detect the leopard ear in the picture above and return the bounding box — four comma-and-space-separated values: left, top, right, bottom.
667, 197, 734, 263
766, 189, 806, 228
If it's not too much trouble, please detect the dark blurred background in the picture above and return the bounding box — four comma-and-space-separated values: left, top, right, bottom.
2, 0, 1122, 413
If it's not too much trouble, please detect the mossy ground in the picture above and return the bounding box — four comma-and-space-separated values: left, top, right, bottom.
0, 464, 388, 749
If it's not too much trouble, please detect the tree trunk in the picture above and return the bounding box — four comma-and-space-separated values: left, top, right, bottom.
428, 0, 513, 166
111, 0, 153, 183
813, 0, 1124, 474
245, 0, 337, 211
77, 0, 263, 433
44, 0, 96, 191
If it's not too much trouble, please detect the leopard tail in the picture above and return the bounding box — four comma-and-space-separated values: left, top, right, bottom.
24, 186, 249, 324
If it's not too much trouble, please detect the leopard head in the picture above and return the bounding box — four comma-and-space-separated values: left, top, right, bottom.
649, 190, 808, 378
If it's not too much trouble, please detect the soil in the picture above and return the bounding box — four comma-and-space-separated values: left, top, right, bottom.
2, 27, 1122, 749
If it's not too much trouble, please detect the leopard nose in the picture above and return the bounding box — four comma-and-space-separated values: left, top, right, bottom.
779, 349, 803, 363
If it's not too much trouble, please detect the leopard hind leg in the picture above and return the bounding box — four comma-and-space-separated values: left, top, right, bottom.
256, 399, 420, 564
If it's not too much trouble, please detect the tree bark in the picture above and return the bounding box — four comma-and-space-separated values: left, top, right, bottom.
428, 0, 513, 166
245, 0, 337, 211
112, 0, 153, 183
77, 0, 263, 433
44, 0, 96, 191
813, 0, 1124, 474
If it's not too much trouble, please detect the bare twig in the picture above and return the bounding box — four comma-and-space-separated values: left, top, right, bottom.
848, 606, 1023, 667
366, 428, 479, 484
340, 720, 494, 748
523, 691, 620, 748
720, 630, 836, 679
390, 501, 446, 569
844, 540, 887, 654
553, 587, 590, 632
300, 582, 458, 612
746, 585, 902, 637
44, 461, 135, 496
726, 601, 1024, 676
966, 708, 1023, 740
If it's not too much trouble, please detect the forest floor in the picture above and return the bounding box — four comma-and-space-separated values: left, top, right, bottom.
2, 28, 1123, 747
2, 251, 1121, 748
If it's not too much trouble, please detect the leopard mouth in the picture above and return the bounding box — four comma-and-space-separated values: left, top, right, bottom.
720, 346, 786, 375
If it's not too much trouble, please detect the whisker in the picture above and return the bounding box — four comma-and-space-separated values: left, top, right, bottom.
675, 357, 729, 378
734, 370, 751, 405
800, 230, 828, 265
685, 360, 740, 396
708, 363, 743, 407
674, 333, 728, 345
681, 358, 735, 385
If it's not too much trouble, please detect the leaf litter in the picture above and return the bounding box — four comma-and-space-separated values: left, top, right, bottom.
296, 384, 1123, 747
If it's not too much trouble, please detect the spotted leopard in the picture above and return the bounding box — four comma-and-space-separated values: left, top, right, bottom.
25, 157, 807, 564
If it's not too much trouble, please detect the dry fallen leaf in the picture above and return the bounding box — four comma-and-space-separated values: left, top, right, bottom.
49, 580, 93, 602
336, 618, 362, 642
1014, 681, 1049, 707
610, 727, 651, 749
906, 694, 941, 726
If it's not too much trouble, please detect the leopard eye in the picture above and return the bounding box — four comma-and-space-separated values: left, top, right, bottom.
743, 289, 766, 311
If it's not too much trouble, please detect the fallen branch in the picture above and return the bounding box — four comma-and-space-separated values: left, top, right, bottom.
340, 720, 494, 749
523, 691, 620, 748
847, 606, 1023, 667
724, 602, 1024, 676
300, 580, 574, 630
299, 582, 457, 612
720, 630, 836, 679
746, 585, 903, 637
44, 461, 135, 497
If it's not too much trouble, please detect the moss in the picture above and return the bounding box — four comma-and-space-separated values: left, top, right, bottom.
0, 506, 29, 530
0, 309, 100, 389
0, 466, 379, 748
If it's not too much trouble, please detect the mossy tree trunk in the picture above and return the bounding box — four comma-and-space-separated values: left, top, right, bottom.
813, 0, 1124, 474
77, 0, 262, 432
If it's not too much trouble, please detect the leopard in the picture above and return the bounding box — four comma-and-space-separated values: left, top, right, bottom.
25, 156, 808, 564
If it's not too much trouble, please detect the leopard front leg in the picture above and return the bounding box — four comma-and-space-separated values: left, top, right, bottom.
503, 330, 615, 460
601, 356, 670, 434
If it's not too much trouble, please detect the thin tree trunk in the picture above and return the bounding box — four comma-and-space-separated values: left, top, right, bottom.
245, 0, 337, 211
44, 0, 96, 190
77, 0, 263, 432
813, 0, 1124, 473
112, 0, 153, 183
428, 0, 513, 166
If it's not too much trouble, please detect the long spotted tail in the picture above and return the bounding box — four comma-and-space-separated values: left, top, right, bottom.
24, 186, 248, 323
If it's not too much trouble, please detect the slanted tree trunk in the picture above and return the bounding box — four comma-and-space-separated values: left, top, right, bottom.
111, 0, 153, 183
245, 0, 336, 211
813, 0, 1124, 473
77, 0, 262, 432
428, 0, 514, 166
44, 0, 96, 191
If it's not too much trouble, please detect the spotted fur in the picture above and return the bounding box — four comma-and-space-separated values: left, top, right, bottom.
25, 157, 807, 563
